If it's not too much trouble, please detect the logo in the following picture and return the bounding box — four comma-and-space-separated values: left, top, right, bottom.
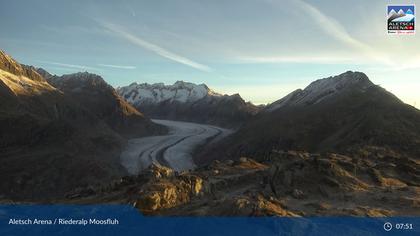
388, 5, 415, 34
387, 5, 416, 34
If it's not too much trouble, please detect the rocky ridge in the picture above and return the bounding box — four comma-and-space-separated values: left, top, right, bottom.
198, 71, 420, 165
266, 71, 374, 111
46, 72, 166, 138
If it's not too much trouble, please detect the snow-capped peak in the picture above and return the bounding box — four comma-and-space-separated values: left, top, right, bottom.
117, 81, 222, 105
398, 9, 405, 15
267, 71, 373, 111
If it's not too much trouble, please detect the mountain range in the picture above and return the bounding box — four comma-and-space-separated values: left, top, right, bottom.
117, 81, 259, 127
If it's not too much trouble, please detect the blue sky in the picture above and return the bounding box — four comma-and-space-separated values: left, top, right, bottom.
1, 0, 419, 107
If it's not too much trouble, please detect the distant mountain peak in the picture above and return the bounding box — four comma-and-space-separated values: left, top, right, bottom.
267, 71, 374, 111
48, 72, 109, 90
174, 80, 195, 86
35, 67, 53, 79
59, 71, 103, 80
305, 71, 372, 92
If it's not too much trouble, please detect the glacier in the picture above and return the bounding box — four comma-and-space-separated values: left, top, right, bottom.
120, 119, 232, 174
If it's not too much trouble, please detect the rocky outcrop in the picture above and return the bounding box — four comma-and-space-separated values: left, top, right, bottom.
211, 195, 299, 216
135, 173, 203, 213
124, 163, 204, 213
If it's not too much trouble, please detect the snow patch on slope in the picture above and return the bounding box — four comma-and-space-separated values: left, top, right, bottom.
267, 71, 374, 111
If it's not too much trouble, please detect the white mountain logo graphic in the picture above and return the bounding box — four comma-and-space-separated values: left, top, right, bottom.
387, 5, 415, 34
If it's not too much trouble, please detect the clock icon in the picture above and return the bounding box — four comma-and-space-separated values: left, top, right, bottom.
384, 222, 393, 231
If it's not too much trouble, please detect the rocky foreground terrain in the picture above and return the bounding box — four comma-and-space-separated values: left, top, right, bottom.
66, 146, 419, 216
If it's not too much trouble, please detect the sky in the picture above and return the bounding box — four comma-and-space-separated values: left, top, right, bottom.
0, 0, 419, 107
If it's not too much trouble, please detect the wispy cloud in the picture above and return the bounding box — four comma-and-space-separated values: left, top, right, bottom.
367, 57, 420, 72
98, 21, 212, 72
292, 0, 367, 49
44, 66, 78, 72
39, 25, 107, 36
98, 64, 136, 69
38, 60, 99, 71
291, 0, 389, 64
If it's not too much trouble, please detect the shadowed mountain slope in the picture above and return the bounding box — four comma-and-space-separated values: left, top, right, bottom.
197, 71, 420, 165
47, 72, 166, 138
0, 50, 163, 201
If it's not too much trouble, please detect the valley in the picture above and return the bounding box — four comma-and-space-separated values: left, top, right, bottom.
1, 49, 419, 217
120, 119, 232, 174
